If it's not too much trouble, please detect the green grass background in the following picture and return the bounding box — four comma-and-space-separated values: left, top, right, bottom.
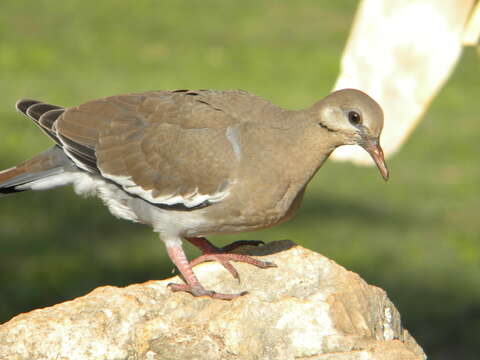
1, 1, 479, 358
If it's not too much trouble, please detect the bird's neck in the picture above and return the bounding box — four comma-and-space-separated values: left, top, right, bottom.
278, 111, 341, 187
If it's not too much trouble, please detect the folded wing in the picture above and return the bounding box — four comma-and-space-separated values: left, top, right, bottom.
20, 91, 241, 209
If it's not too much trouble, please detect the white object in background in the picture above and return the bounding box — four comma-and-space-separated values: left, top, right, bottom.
463, 1, 480, 45
331, 0, 477, 165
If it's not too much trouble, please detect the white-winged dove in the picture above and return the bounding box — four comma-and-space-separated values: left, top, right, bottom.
0, 88, 388, 300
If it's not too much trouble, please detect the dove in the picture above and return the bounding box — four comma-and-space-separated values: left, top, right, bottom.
0, 88, 388, 300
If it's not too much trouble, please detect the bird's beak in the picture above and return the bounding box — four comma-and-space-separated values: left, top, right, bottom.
362, 138, 389, 181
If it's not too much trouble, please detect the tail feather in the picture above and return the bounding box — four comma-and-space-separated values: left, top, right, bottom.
0, 167, 64, 190
1, 99, 83, 196
0, 145, 76, 195
0, 167, 30, 194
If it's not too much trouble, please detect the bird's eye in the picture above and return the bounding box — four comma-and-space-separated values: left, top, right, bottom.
348, 111, 362, 126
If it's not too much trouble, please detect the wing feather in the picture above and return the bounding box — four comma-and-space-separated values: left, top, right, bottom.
16, 99, 64, 144
54, 91, 240, 208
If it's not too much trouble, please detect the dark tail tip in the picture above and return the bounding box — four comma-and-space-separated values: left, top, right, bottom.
0, 187, 25, 195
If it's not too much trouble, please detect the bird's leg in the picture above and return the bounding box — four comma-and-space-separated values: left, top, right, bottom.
165, 239, 247, 300
186, 237, 276, 281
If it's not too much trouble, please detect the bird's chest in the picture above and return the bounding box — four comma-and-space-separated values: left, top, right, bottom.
275, 186, 306, 224
203, 180, 306, 234
256, 184, 306, 227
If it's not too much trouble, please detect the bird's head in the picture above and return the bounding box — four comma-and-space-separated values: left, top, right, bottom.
312, 88, 389, 180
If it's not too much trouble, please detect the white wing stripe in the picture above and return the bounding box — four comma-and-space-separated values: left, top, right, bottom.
101, 173, 232, 208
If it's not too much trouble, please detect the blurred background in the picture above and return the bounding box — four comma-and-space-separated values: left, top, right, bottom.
0, 1, 479, 359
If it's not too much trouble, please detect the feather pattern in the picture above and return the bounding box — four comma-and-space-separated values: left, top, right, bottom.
16, 99, 64, 144
13, 90, 278, 208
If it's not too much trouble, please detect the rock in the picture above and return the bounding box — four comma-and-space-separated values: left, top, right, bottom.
0, 240, 426, 360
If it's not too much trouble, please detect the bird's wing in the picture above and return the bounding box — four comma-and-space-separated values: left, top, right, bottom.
54, 90, 241, 209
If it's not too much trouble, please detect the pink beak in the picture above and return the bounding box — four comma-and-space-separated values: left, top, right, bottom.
363, 139, 389, 181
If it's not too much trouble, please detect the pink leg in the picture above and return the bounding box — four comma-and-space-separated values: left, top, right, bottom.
186, 237, 276, 280
165, 240, 247, 300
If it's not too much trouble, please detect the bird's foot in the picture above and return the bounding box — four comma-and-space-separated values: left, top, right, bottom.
166, 242, 248, 300
186, 237, 276, 280
189, 253, 276, 280
167, 282, 248, 300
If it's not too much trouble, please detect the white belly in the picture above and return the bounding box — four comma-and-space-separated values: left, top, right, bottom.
70, 172, 213, 239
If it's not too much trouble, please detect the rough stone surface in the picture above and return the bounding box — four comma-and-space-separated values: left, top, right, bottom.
0, 240, 426, 360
